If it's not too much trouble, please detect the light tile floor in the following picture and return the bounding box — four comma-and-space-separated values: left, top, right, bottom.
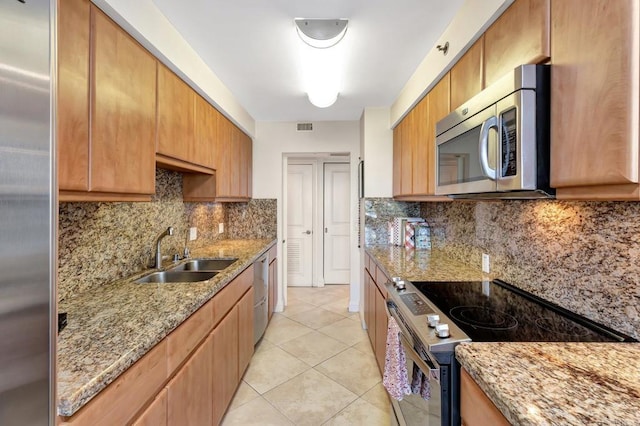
222, 285, 392, 426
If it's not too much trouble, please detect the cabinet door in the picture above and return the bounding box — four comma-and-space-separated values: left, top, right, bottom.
194, 94, 216, 169
550, 0, 639, 199
450, 36, 484, 111
427, 74, 451, 194
238, 288, 254, 377
392, 125, 402, 197
484, 0, 550, 86
133, 389, 167, 426
90, 7, 156, 194
57, 0, 89, 191
374, 286, 388, 373
215, 115, 233, 199
400, 112, 413, 196
212, 306, 239, 425
411, 96, 429, 195
167, 335, 213, 426
157, 64, 196, 163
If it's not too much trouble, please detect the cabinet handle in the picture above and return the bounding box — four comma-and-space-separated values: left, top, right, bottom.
303, 230, 311, 235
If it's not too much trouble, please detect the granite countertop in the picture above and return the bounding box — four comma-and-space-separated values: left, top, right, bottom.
57, 238, 275, 417
456, 342, 640, 425
365, 244, 489, 282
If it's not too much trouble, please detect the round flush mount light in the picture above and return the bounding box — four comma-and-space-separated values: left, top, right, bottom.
295, 18, 348, 49
307, 91, 339, 109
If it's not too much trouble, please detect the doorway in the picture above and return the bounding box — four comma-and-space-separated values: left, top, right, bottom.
284, 155, 351, 289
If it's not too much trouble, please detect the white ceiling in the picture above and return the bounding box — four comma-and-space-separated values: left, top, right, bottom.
151, 0, 465, 122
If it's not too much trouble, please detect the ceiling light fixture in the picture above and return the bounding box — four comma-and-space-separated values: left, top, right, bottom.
295, 18, 348, 108
295, 19, 348, 49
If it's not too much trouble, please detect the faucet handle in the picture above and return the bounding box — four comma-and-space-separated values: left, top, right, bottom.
167, 226, 174, 236
183, 246, 191, 259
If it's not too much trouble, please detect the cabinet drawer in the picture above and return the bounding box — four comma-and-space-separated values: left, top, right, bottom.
167, 297, 214, 372
213, 265, 253, 325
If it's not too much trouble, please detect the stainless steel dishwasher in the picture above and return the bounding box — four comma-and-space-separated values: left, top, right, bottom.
253, 254, 269, 344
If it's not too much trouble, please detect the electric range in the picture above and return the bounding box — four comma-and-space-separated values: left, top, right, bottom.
385, 278, 635, 426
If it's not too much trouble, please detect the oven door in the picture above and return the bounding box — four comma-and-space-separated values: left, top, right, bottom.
435, 104, 498, 196
388, 304, 442, 425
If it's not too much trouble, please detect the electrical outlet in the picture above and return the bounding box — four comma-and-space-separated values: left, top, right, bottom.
189, 227, 197, 241
218, 223, 224, 234
482, 253, 490, 273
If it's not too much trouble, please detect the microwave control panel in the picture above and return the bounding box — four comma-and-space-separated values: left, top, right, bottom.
501, 107, 517, 177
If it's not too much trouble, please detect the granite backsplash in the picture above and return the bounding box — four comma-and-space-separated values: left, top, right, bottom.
363, 198, 640, 339
58, 169, 276, 302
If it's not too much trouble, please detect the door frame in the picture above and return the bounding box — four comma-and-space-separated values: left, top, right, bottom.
282, 154, 351, 292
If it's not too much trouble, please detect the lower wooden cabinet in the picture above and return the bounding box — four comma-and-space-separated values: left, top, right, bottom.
363, 254, 390, 374
460, 368, 509, 426
62, 267, 256, 426
238, 287, 255, 378
167, 336, 213, 426
212, 305, 240, 425
133, 389, 167, 426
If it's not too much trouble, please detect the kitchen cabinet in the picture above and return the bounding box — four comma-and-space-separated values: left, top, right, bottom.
57, 0, 89, 192
238, 287, 255, 376
550, 0, 640, 200
450, 35, 484, 111
133, 389, 167, 426
484, 0, 550, 86
61, 266, 255, 426
166, 335, 213, 426
392, 125, 402, 197
268, 245, 278, 321
58, 4, 157, 201
156, 65, 216, 174
212, 306, 239, 425
460, 368, 509, 426
392, 74, 452, 201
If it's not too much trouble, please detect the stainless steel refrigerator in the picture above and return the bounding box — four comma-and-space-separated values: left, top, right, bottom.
0, 0, 55, 424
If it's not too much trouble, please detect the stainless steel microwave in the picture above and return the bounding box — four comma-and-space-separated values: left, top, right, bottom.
435, 64, 554, 199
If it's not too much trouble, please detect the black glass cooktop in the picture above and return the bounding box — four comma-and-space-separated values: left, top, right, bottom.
411, 280, 634, 342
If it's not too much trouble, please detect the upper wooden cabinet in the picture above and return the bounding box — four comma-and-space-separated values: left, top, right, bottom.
393, 74, 451, 201
57, 0, 89, 192
450, 35, 484, 111
484, 0, 550, 86
550, 0, 640, 200
58, 2, 156, 201
156, 65, 195, 165
215, 115, 252, 201
156, 65, 216, 174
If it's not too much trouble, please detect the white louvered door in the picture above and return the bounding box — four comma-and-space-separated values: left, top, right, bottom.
287, 163, 313, 286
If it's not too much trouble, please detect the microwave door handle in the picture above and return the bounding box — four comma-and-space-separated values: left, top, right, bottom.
479, 116, 498, 180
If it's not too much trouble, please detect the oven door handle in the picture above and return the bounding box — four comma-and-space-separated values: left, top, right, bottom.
398, 332, 439, 379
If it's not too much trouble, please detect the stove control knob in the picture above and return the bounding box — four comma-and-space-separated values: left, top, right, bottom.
435, 323, 450, 338
427, 314, 440, 328
396, 280, 406, 290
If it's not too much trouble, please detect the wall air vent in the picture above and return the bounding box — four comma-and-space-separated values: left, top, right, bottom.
297, 122, 313, 132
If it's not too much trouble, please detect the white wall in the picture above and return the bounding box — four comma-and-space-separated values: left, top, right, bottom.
93, 0, 255, 137
390, 0, 514, 126
254, 122, 361, 312
360, 108, 393, 198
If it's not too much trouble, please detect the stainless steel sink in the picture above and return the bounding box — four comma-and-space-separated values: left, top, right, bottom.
135, 270, 218, 284
170, 258, 238, 272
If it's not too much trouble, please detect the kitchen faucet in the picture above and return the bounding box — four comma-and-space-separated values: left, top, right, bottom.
154, 226, 174, 268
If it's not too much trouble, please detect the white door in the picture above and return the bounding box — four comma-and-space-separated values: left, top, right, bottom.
323, 162, 350, 284
287, 164, 314, 287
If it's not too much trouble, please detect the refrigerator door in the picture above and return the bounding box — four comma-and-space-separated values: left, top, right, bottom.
0, 0, 54, 424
